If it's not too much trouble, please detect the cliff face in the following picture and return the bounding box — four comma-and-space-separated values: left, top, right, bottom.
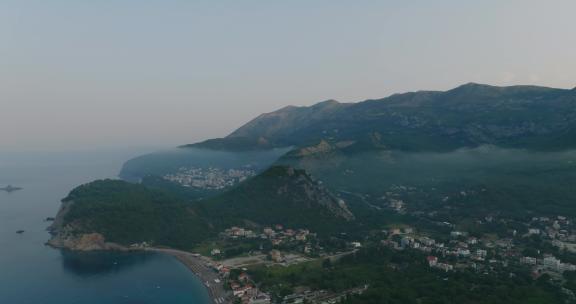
274, 166, 355, 221
47, 232, 124, 251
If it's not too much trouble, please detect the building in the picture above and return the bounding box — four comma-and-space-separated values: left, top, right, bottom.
263, 228, 275, 237
475, 249, 487, 259
457, 249, 471, 257
248, 293, 272, 304
528, 228, 541, 235
270, 250, 284, 263
350, 242, 362, 248
427, 256, 438, 266
543, 256, 561, 270
238, 272, 250, 282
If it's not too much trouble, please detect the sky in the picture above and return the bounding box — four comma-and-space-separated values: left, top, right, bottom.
1, 0, 576, 152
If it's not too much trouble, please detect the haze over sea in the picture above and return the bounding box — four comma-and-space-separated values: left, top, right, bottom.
0, 149, 209, 304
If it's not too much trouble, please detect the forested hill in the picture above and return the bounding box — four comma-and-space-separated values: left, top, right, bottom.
196, 166, 355, 234
49, 166, 356, 249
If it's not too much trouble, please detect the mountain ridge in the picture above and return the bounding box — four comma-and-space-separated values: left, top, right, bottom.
187, 83, 576, 153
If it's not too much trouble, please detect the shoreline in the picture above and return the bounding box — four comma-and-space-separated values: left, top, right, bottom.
46, 236, 230, 304
145, 248, 230, 304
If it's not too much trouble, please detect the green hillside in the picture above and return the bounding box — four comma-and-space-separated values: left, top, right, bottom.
59, 179, 212, 248
197, 166, 355, 234
53, 166, 357, 249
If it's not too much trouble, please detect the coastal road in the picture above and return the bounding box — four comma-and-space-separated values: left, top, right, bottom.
146, 248, 231, 304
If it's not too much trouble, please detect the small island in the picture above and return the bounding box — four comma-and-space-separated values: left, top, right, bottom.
0, 185, 23, 193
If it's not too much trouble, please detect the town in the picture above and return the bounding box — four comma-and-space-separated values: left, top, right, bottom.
163, 166, 256, 190
377, 214, 576, 299
185, 224, 366, 304
192, 211, 576, 303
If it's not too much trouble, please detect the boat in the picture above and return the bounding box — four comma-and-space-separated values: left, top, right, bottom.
0, 185, 23, 192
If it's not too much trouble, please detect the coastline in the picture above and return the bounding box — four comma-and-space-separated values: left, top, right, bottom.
46, 235, 230, 304
146, 248, 230, 304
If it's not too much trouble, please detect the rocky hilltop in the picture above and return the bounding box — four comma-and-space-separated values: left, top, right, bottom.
201, 166, 354, 219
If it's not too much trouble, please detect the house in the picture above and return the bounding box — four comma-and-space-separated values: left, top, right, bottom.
457, 249, 471, 257
435, 263, 454, 272
238, 272, 250, 282
427, 256, 438, 266
270, 250, 284, 263
211, 249, 221, 256
475, 249, 487, 259
350, 242, 362, 248
400, 236, 414, 248
450, 231, 468, 238
543, 256, 561, 270
248, 293, 272, 304
263, 228, 275, 237
231, 282, 241, 290
220, 267, 230, 277
420, 237, 435, 246
233, 285, 253, 297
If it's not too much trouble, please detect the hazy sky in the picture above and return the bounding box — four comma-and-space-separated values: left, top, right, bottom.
1, 0, 575, 151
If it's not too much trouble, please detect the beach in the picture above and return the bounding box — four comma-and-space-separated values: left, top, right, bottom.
147, 248, 231, 304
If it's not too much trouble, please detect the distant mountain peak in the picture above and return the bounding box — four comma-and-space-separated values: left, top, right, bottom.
224, 99, 349, 144
313, 99, 340, 107
449, 82, 496, 93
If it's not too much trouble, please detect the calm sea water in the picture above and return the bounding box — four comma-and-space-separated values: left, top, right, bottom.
0, 149, 210, 304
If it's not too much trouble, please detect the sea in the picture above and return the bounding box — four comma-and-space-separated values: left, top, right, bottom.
0, 149, 210, 304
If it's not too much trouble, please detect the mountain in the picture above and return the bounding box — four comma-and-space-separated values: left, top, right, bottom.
189, 83, 576, 152
228, 100, 349, 142
197, 166, 355, 234
49, 83, 576, 304
116, 82, 576, 221
188, 100, 350, 150
121, 83, 576, 183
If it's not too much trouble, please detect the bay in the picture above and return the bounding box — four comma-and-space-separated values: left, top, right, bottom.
0, 149, 210, 304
